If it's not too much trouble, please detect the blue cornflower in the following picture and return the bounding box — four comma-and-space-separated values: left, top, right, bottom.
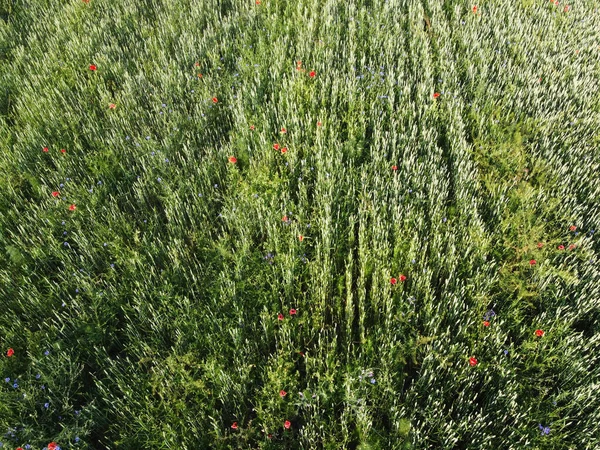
4, 378, 8, 383
25, 445, 31, 449
74, 437, 80, 443
503, 350, 509, 355
157, 178, 162, 182
539, 424, 550, 435
370, 378, 376, 384
13, 383, 18, 388
44, 350, 50, 355
44, 402, 49, 408
36, 374, 41, 379
484, 309, 496, 321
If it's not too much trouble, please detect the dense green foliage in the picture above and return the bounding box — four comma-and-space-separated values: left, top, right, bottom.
1, 0, 599, 448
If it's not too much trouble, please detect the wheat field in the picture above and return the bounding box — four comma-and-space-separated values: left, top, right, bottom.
0, 0, 599, 448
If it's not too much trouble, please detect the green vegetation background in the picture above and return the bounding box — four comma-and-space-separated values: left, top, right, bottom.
0, 0, 599, 448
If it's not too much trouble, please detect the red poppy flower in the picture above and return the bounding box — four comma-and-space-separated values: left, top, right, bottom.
281, 127, 287, 133
469, 357, 478, 366
558, 245, 564, 250
195, 62, 200, 67
568, 244, 576, 250
309, 71, 316, 78
296, 61, 302, 68
48, 443, 58, 450
6, 348, 14, 357
273, 143, 280, 151
289, 308, 297, 315
61, 149, 66, 153
483, 321, 490, 327
284, 420, 291, 429
109, 103, 116, 109
197, 73, 203, 78
43, 147, 49, 153
278, 313, 284, 321
564, 5, 569, 12
472, 5, 478, 13
569, 225, 577, 231
433, 92, 440, 99
89, 64, 97, 71
17, 447, 24, 450
390, 277, 397, 285
399, 274, 407, 282
228, 156, 237, 164
279, 390, 287, 397
231, 422, 238, 429
392, 165, 397, 171
317, 121, 322, 127
255, 0, 260, 4
250, 125, 255, 130
281, 147, 288, 154
282, 215, 288, 222
535, 329, 544, 337
537, 242, 543, 248
299, 351, 305, 357
298, 235, 303, 242
52, 191, 60, 197
69, 204, 77, 211
529, 259, 536, 265
212, 97, 218, 103
82, 0, 89, 3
